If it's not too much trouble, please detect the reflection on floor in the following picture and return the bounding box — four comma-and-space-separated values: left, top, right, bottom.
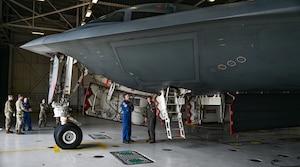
1, 112, 300, 167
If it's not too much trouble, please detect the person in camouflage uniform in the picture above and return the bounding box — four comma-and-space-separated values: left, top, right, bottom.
15, 94, 26, 135
4, 95, 15, 134
38, 98, 48, 128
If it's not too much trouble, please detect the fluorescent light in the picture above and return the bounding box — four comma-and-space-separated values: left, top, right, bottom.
86, 10, 92, 17
92, 0, 98, 4
32, 31, 44, 35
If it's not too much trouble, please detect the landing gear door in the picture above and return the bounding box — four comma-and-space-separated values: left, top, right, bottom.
63, 56, 74, 95
48, 55, 59, 104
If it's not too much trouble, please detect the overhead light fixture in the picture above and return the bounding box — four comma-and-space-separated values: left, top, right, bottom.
92, 0, 98, 4
86, 9, 92, 17
36, 0, 45, 1
208, 0, 215, 2
32, 31, 44, 35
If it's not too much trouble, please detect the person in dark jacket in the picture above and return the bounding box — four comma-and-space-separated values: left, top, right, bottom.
144, 96, 157, 143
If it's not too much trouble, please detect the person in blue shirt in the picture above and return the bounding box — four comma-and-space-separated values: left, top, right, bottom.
22, 97, 33, 131
120, 93, 134, 143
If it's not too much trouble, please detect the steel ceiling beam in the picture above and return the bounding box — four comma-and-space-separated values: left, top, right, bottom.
194, 0, 206, 7
4, 23, 65, 32
0, 26, 10, 44
7, 1, 90, 24
46, 0, 74, 29
97, 1, 129, 8
0, 0, 10, 44
5, 0, 68, 29
3, 0, 31, 26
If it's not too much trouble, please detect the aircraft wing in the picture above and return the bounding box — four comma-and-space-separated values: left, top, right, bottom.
21, 0, 300, 94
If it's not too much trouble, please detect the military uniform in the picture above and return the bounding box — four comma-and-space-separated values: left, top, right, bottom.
145, 100, 157, 143
39, 101, 48, 128
4, 96, 14, 133
15, 96, 25, 134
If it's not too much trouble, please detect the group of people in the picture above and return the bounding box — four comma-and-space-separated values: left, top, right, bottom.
4, 94, 49, 135
4, 92, 157, 143
121, 93, 157, 144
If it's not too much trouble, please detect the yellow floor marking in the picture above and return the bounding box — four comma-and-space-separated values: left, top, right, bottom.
57, 142, 110, 152
0, 142, 118, 154
95, 142, 108, 150
0, 148, 51, 153
250, 141, 262, 145
53, 145, 61, 153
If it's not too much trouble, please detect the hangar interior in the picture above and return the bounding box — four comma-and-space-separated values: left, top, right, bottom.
1, 1, 300, 167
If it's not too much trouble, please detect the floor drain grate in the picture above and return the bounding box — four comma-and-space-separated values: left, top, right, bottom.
110, 150, 154, 165
89, 134, 112, 139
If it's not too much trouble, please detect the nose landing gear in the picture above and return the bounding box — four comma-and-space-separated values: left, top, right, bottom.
54, 122, 82, 149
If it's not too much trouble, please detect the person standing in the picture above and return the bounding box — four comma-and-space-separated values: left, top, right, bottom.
15, 94, 25, 134
120, 93, 134, 143
4, 95, 15, 134
22, 97, 33, 131
38, 98, 48, 128
144, 96, 157, 143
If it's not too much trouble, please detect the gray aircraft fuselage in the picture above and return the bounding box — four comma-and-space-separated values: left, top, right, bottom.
21, 0, 300, 95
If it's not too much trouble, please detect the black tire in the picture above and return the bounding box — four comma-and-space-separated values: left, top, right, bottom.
54, 124, 61, 140
54, 122, 82, 149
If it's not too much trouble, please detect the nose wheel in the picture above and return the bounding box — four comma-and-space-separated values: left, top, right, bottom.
54, 122, 82, 149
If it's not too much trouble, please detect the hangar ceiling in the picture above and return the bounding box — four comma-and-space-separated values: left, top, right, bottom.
0, 0, 246, 46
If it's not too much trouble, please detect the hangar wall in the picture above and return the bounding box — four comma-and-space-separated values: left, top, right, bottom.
10, 46, 82, 112
0, 45, 9, 112
11, 46, 51, 111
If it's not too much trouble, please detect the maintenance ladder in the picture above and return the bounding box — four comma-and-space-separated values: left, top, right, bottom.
159, 87, 186, 139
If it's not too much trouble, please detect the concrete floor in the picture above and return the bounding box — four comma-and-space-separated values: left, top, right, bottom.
1, 112, 300, 167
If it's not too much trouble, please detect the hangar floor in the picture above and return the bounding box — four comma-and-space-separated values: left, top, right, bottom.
1, 112, 300, 167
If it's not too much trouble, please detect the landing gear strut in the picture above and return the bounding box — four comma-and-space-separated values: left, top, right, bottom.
49, 55, 87, 149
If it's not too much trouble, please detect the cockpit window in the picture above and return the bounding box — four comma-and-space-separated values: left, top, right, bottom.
131, 12, 166, 20
88, 3, 197, 24
90, 12, 124, 23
